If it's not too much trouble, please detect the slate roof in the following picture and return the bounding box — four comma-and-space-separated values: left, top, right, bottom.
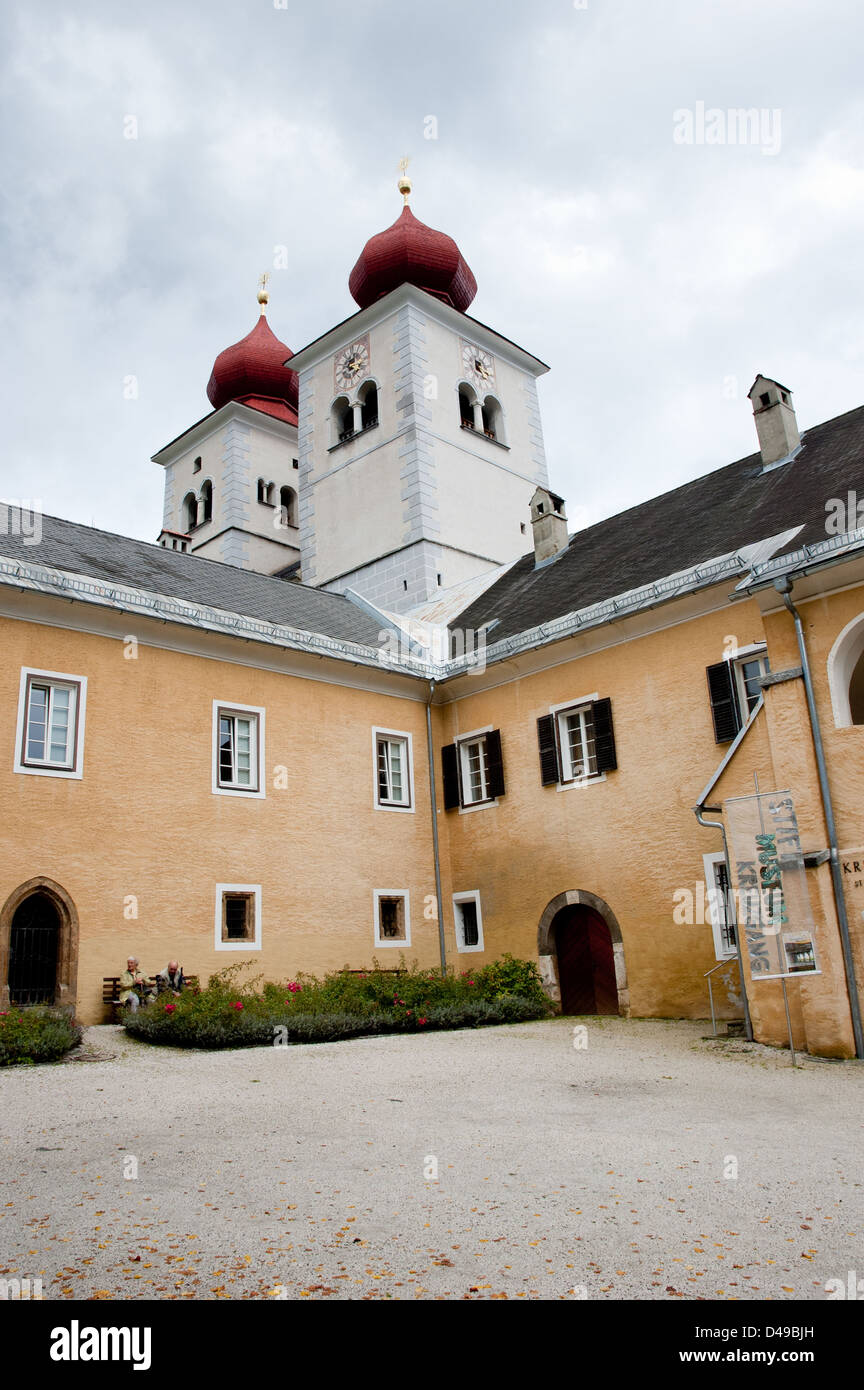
0, 513, 386, 648
452, 402, 864, 644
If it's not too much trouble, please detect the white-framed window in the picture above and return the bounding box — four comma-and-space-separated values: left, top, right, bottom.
703, 853, 737, 961
557, 704, 598, 782
373, 728, 414, 812
539, 695, 616, 789
373, 890, 411, 948
732, 646, 770, 719
215, 884, 262, 951
550, 696, 600, 785
14, 668, 87, 779
212, 702, 265, 797
453, 891, 484, 953
442, 727, 505, 812
458, 733, 494, 807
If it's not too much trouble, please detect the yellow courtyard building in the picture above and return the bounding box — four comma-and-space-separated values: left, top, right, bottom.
1, 183, 863, 1058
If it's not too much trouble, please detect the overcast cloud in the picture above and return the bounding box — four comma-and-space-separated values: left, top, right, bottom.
1, 0, 862, 542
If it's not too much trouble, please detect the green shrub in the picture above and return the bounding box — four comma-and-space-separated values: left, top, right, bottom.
0, 1007, 82, 1066
472, 954, 549, 1008
123, 955, 552, 1050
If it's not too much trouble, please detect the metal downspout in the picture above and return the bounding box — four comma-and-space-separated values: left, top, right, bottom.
776, 577, 864, 1058
426, 681, 448, 975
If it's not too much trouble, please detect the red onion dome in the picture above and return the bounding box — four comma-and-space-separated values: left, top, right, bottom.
349, 205, 477, 312
206, 313, 299, 424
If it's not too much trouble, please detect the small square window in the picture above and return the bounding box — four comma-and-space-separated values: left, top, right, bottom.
453, 892, 484, 953
15, 669, 87, 779
215, 884, 262, 951
213, 702, 265, 797
374, 891, 411, 948
223, 893, 253, 941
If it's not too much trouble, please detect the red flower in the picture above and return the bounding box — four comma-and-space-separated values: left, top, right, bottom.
164, 1003, 176, 1014
467, 980, 475, 986
418, 1017, 427, 1026
232, 1001, 244, 1011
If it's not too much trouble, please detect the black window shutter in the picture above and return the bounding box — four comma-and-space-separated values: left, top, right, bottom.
537, 715, 560, 786
441, 743, 461, 810
592, 697, 618, 772
706, 661, 742, 743
485, 729, 505, 799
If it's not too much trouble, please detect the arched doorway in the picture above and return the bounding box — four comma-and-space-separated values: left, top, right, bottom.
537, 890, 629, 1016
8, 893, 60, 1005
553, 905, 618, 1014
0, 878, 79, 1011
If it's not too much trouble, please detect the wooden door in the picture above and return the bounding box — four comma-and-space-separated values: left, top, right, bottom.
554, 905, 618, 1015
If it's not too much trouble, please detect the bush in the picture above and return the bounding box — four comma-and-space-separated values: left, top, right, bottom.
123, 956, 552, 1050
0, 1007, 82, 1066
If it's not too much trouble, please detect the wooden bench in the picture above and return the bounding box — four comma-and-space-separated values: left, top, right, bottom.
103, 975, 199, 1020
340, 967, 406, 976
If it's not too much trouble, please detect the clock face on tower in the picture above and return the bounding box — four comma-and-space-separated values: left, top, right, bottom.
460, 340, 496, 393
334, 336, 370, 392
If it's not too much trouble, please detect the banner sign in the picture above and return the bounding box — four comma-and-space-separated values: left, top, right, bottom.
839, 847, 864, 924
724, 790, 820, 980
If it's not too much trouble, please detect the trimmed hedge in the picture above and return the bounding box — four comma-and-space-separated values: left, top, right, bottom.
0, 1007, 82, 1066
123, 955, 552, 1050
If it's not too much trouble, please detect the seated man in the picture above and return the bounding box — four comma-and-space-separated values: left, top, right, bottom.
118, 956, 154, 1012
156, 960, 185, 997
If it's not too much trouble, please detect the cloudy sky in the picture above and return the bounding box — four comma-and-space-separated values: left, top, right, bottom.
1, 0, 862, 543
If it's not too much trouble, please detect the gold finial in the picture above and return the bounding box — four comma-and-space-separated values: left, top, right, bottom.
397, 155, 412, 205
257, 271, 270, 311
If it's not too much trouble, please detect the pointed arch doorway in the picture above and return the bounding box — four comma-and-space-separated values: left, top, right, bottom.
538, 890, 629, 1016
0, 878, 79, 1011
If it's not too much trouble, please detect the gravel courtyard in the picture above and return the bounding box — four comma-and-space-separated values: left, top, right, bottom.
0, 1017, 861, 1301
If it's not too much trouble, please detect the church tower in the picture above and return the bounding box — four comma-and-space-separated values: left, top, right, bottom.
152, 280, 302, 576
288, 173, 551, 613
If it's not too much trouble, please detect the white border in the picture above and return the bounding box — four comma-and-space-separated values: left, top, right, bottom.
828, 611, 864, 728
215, 883, 262, 951
547, 696, 605, 791
702, 852, 736, 962
453, 890, 484, 953
372, 727, 415, 813
373, 888, 411, 948
455, 725, 497, 813
212, 700, 266, 798
14, 667, 87, 780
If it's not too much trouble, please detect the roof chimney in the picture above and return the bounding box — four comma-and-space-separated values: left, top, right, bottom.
530, 487, 569, 567
748, 374, 800, 468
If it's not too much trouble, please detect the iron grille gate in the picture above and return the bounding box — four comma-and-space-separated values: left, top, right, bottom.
8, 894, 59, 1005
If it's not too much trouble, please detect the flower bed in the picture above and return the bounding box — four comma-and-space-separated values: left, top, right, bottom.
123, 955, 551, 1050
0, 1007, 82, 1066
